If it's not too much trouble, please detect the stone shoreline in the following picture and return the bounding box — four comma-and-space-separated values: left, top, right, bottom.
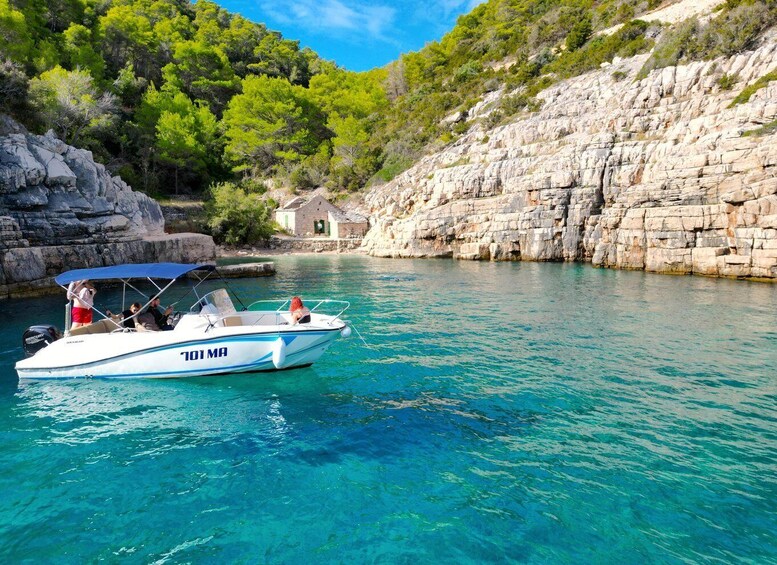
218, 236, 366, 258
361, 39, 777, 281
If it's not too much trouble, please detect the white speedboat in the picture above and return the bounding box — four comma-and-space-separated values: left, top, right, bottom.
16, 263, 351, 379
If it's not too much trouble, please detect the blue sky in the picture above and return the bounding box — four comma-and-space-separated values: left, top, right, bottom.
212, 0, 484, 72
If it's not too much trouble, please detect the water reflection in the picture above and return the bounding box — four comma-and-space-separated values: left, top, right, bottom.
12, 373, 339, 449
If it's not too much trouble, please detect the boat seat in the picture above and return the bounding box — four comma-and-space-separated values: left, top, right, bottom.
69, 318, 123, 336
222, 315, 243, 327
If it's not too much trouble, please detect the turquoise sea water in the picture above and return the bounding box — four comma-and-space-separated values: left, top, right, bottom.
0, 256, 775, 562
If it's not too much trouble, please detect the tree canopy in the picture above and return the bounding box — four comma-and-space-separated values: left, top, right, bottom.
1, 0, 773, 207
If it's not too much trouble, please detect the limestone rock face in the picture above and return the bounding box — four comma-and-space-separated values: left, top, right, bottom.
362, 40, 777, 280
0, 120, 215, 298
0, 128, 164, 245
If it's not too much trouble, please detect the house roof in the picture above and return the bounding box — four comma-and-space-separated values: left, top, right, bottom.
280, 196, 306, 210
329, 209, 368, 223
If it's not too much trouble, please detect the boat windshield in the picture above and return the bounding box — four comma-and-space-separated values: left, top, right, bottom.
191, 289, 237, 317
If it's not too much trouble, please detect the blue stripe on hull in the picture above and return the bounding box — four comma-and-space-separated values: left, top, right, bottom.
27, 330, 338, 371
17, 333, 339, 380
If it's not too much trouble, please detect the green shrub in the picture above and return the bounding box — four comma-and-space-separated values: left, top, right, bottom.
241, 177, 270, 194
450, 121, 467, 135
501, 93, 538, 114
552, 20, 652, 79
206, 181, 274, 245
482, 77, 501, 92
438, 131, 455, 144
373, 159, 414, 183
490, 76, 549, 124
639, 2, 775, 78
742, 119, 777, 137
638, 19, 697, 78
453, 61, 482, 83
730, 70, 777, 105
613, 3, 635, 24
0, 58, 29, 117
484, 109, 504, 129
372, 137, 419, 183
697, 2, 771, 58
510, 60, 542, 84
717, 73, 739, 90
566, 17, 592, 52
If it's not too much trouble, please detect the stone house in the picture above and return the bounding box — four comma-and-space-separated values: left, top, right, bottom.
275, 194, 367, 238
275, 195, 339, 236
328, 209, 369, 239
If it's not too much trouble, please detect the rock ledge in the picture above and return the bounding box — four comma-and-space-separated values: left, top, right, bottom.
0, 121, 216, 298
362, 41, 777, 280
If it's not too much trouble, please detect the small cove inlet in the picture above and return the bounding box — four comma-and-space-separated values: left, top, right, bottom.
0, 256, 774, 562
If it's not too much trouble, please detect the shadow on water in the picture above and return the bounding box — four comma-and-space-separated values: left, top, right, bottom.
9, 358, 536, 466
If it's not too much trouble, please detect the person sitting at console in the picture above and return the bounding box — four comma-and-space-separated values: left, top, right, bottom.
148, 297, 174, 331
107, 302, 142, 329
290, 296, 311, 324
121, 302, 142, 329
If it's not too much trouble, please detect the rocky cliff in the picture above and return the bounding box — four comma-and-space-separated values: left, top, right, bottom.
0, 118, 215, 298
362, 35, 777, 280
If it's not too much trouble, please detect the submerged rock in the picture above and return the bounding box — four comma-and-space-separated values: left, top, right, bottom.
212, 262, 276, 278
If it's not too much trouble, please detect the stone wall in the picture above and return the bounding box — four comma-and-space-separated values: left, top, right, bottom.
0, 233, 215, 298
0, 118, 216, 298
330, 220, 369, 239
361, 37, 777, 280
268, 236, 364, 253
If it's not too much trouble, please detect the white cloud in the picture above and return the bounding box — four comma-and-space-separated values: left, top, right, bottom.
261, 0, 396, 41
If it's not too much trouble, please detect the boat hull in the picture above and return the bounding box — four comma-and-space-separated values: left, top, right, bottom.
15, 326, 343, 379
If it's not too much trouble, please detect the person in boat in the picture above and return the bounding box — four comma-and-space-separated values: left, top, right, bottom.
108, 302, 142, 329
67, 280, 96, 329
290, 296, 311, 324
148, 297, 174, 330
124, 302, 142, 328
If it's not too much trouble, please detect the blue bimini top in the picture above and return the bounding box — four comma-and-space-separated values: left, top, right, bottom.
54, 263, 215, 285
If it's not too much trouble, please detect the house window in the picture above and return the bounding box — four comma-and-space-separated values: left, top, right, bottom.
314, 219, 326, 235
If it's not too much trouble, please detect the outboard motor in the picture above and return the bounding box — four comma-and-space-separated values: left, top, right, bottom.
22, 325, 61, 358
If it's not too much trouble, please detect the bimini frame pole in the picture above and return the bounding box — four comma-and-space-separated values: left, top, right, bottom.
166, 269, 215, 309
138, 277, 179, 312
64, 302, 72, 337
56, 266, 217, 332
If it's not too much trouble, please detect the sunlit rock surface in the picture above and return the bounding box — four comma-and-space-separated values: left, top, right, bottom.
362, 39, 777, 280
